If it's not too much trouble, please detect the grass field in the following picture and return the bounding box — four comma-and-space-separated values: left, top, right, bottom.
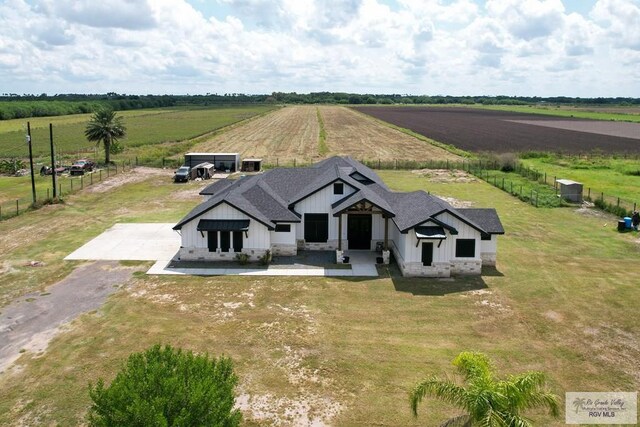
192, 105, 459, 164
0, 106, 276, 160
0, 167, 638, 426
520, 154, 640, 203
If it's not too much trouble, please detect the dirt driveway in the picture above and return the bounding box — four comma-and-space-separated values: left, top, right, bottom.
0, 261, 143, 374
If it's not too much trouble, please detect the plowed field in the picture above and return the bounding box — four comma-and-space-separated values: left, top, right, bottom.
354, 106, 640, 154
192, 105, 458, 164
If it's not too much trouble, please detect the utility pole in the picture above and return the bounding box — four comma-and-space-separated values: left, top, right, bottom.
26, 122, 36, 204
49, 123, 57, 198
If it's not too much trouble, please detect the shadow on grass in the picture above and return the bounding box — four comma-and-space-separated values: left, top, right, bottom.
378, 262, 490, 296
481, 266, 504, 277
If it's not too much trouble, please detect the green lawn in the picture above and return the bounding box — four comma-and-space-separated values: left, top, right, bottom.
0, 169, 639, 426
521, 155, 640, 204
0, 106, 276, 159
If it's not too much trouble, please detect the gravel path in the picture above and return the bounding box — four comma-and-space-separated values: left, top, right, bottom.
0, 261, 141, 374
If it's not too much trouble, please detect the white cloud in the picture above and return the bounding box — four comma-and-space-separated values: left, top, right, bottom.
37, 0, 157, 30
0, 0, 636, 96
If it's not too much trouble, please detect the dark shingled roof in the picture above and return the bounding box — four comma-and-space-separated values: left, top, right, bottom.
199, 179, 236, 196
174, 156, 503, 236
457, 208, 505, 234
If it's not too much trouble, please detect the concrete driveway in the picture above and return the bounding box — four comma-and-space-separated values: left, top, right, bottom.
65, 223, 180, 261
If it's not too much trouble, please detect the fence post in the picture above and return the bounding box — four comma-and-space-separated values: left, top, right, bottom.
162, 158, 165, 167
47, 188, 49, 199
16, 199, 19, 216
59, 183, 62, 196
502, 177, 505, 189
601, 192, 604, 202
91, 173, 93, 185
81, 176, 83, 189
617, 198, 620, 207
107, 167, 110, 178
136, 156, 138, 166
544, 173, 547, 184
588, 188, 590, 199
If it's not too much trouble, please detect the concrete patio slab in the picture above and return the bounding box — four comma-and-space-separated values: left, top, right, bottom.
147, 259, 378, 277
65, 223, 180, 261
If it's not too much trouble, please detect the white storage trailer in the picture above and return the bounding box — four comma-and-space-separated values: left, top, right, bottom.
556, 179, 583, 203
184, 153, 240, 172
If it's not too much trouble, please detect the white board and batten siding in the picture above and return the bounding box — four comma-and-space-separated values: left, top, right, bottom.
270, 224, 297, 245
401, 212, 482, 263
293, 183, 357, 240
180, 202, 270, 250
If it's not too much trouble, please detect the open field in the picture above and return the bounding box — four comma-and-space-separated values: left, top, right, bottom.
0, 167, 639, 425
476, 104, 640, 122
0, 106, 275, 159
192, 105, 459, 164
520, 154, 640, 203
354, 106, 640, 154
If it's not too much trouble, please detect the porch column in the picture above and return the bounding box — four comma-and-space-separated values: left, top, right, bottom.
338, 214, 342, 250
384, 216, 389, 250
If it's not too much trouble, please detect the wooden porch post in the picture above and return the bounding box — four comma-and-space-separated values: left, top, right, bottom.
338, 214, 342, 250
384, 216, 389, 250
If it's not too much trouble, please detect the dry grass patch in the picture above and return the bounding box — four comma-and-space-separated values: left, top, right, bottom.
193, 106, 321, 164
321, 106, 460, 161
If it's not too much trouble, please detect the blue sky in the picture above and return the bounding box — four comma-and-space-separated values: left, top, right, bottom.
1, 0, 639, 97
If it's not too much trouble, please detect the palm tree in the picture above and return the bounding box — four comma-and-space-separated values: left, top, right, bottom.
84, 108, 126, 164
410, 352, 559, 427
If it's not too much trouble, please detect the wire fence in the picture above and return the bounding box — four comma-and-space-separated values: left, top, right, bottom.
2, 155, 638, 221
0, 159, 133, 221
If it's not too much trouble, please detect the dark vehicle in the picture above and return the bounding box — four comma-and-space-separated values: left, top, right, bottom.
70, 159, 95, 176
174, 166, 190, 183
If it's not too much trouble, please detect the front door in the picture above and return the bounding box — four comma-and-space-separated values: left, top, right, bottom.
348, 215, 372, 250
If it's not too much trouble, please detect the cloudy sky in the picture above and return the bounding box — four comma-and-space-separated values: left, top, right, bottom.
0, 0, 639, 97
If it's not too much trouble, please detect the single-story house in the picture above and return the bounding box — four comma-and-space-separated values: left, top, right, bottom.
173, 157, 504, 277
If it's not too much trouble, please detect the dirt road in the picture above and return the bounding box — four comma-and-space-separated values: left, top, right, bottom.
0, 261, 142, 373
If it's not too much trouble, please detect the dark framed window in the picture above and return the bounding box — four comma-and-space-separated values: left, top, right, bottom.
233, 231, 243, 252
333, 183, 344, 195
304, 213, 329, 243
275, 224, 291, 232
220, 231, 231, 252
455, 239, 476, 258
421, 242, 433, 266
481, 233, 491, 241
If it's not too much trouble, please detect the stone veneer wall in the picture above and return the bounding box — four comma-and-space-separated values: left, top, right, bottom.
301, 239, 339, 251
480, 252, 496, 266
271, 244, 297, 256
450, 259, 482, 274
177, 247, 269, 262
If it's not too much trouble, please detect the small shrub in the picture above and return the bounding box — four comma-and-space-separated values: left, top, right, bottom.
258, 250, 271, 266
497, 153, 517, 172
235, 252, 250, 265
88, 344, 241, 427
594, 198, 631, 217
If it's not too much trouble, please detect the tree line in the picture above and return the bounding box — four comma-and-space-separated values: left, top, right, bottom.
1, 92, 638, 120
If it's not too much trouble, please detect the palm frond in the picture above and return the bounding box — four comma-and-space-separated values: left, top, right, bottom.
410, 377, 469, 417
